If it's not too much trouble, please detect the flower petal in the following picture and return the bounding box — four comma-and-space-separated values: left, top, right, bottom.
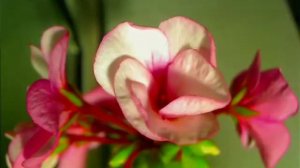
231, 51, 261, 96
58, 144, 89, 168
26, 80, 66, 133
30, 45, 48, 78
159, 16, 216, 66
41, 26, 68, 62
83, 87, 123, 117
94, 22, 169, 95
162, 49, 230, 117
247, 69, 298, 120
48, 29, 69, 88
113, 57, 164, 141
247, 119, 290, 168
8, 126, 56, 168
129, 80, 219, 145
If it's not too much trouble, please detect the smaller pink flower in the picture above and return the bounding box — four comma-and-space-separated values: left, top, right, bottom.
230, 52, 299, 168
8, 26, 85, 168
94, 16, 231, 145
8, 26, 131, 168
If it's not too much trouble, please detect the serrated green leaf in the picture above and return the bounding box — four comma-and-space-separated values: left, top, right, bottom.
109, 145, 135, 167
235, 106, 258, 117
160, 143, 181, 164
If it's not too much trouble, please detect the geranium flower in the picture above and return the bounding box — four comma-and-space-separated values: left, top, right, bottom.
229, 52, 298, 168
94, 16, 231, 145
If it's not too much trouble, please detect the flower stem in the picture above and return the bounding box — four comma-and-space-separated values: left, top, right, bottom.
82, 104, 137, 134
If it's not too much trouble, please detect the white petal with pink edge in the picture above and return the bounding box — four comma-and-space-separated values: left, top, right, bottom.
129, 80, 219, 145
94, 22, 169, 95
159, 16, 216, 66
41, 26, 68, 60
162, 49, 230, 117
113, 57, 165, 141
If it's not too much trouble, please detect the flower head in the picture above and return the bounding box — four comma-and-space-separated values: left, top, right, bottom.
94, 16, 231, 145
230, 52, 298, 168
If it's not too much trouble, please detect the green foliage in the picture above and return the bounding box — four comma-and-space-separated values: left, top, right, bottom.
235, 106, 258, 117
183, 140, 220, 156
160, 143, 181, 164
109, 145, 135, 167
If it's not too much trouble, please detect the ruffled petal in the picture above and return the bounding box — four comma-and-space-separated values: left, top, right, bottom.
129, 81, 219, 145
113, 57, 164, 141
247, 69, 298, 120
58, 144, 89, 168
26, 80, 66, 133
159, 16, 216, 66
247, 119, 290, 168
162, 49, 230, 117
94, 22, 169, 95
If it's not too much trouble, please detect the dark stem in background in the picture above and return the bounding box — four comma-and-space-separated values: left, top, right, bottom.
287, 0, 300, 32
55, 0, 111, 167
54, 0, 83, 91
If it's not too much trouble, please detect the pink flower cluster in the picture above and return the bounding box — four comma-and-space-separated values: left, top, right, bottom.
6, 17, 298, 168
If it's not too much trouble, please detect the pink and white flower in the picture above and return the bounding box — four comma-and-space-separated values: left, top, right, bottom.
94, 16, 231, 145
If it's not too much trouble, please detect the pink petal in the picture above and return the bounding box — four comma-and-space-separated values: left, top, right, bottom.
94, 22, 169, 95
247, 69, 298, 121
113, 57, 164, 141
58, 144, 89, 168
48, 29, 69, 88
26, 80, 66, 133
129, 80, 219, 145
159, 16, 216, 66
231, 52, 261, 96
247, 119, 290, 168
238, 123, 251, 148
83, 87, 123, 116
162, 49, 230, 117
41, 26, 68, 62
8, 126, 56, 168
83, 87, 114, 105
30, 45, 48, 78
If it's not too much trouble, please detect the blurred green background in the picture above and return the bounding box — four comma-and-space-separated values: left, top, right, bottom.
1, 0, 300, 167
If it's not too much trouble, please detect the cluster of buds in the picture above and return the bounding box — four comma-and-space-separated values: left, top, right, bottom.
6, 17, 298, 168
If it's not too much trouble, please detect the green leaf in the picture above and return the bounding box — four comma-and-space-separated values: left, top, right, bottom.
109, 145, 135, 167
231, 88, 247, 105
235, 106, 258, 117
60, 89, 83, 107
183, 140, 220, 157
160, 143, 181, 164
182, 148, 209, 168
